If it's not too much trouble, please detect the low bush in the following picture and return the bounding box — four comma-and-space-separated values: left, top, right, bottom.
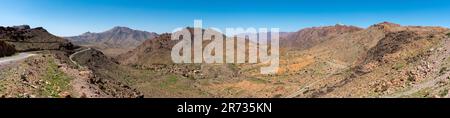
0, 41, 16, 57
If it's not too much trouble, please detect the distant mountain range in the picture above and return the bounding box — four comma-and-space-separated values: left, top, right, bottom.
66, 27, 158, 56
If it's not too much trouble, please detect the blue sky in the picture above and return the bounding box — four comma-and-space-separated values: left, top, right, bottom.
1, 0, 450, 36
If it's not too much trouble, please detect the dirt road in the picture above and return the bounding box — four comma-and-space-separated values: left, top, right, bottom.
0, 53, 37, 67
69, 48, 91, 68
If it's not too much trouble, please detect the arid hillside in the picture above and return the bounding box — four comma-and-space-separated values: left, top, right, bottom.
117, 33, 176, 65
2, 23, 450, 98
0, 25, 75, 52
281, 24, 363, 50
0, 25, 142, 98
115, 22, 450, 98
277, 22, 450, 98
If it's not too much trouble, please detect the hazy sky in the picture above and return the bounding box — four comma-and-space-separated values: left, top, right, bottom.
1, 0, 450, 36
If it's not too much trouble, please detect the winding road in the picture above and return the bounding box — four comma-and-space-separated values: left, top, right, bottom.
69, 48, 91, 68
0, 47, 90, 68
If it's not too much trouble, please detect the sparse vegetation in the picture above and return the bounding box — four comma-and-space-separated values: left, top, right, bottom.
273, 94, 283, 98
439, 89, 449, 97
407, 73, 416, 82
407, 88, 431, 98
249, 78, 268, 84
440, 67, 448, 75
131, 64, 140, 69
0, 83, 5, 93
224, 87, 235, 92
393, 62, 405, 70
160, 75, 179, 88
446, 32, 450, 37
0, 41, 16, 57
40, 59, 72, 97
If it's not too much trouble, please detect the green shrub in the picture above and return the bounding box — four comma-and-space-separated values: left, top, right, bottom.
41, 59, 71, 97
160, 75, 178, 88
440, 67, 448, 75
0, 41, 16, 57
393, 63, 405, 70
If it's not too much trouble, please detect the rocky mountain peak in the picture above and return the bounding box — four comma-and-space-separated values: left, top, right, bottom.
66, 26, 158, 56
108, 26, 136, 33
11, 25, 31, 30
369, 22, 402, 31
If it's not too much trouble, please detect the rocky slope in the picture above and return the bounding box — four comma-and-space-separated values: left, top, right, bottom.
0, 25, 143, 98
71, 49, 143, 98
117, 29, 238, 78
0, 51, 142, 98
282, 22, 450, 98
0, 25, 75, 52
117, 33, 176, 65
281, 24, 363, 50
